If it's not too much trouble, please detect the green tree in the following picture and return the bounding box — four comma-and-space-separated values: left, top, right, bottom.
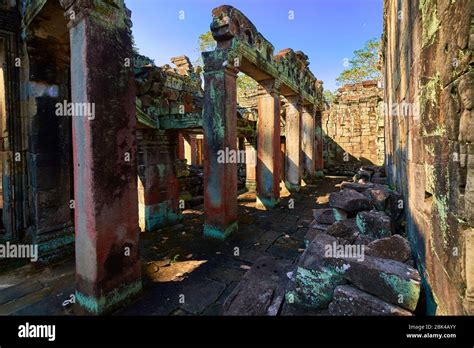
195, 31, 216, 66
336, 38, 381, 86
323, 90, 335, 104
198, 31, 217, 52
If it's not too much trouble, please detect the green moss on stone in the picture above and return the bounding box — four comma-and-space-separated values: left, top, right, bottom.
76, 280, 142, 315
379, 272, 420, 311
419, 0, 441, 47
204, 221, 238, 240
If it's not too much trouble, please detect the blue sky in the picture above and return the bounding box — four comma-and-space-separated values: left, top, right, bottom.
126, 0, 383, 92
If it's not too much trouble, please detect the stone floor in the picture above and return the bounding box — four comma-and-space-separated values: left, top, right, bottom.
0, 176, 347, 316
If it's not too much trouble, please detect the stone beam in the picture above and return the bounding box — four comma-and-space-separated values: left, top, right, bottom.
256, 79, 281, 209
65, 0, 141, 314
201, 49, 238, 239
208, 5, 321, 107
284, 96, 302, 192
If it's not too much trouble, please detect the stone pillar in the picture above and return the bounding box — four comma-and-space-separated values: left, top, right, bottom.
244, 138, 256, 192
177, 133, 185, 160
284, 96, 302, 191
314, 110, 324, 176
256, 79, 281, 209
137, 129, 181, 232
201, 50, 238, 239
184, 134, 198, 165
66, 1, 141, 314
301, 105, 315, 181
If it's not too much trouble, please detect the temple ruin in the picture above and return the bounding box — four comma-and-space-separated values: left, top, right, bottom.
0, 0, 472, 318
323, 80, 385, 174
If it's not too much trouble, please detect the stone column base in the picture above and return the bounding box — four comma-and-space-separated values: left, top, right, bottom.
256, 195, 280, 210
76, 281, 142, 315
204, 221, 238, 240
246, 179, 257, 192
285, 180, 301, 192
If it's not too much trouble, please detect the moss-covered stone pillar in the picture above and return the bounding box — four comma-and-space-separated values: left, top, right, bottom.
201, 49, 238, 239
65, 0, 141, 314
284, 95, 302, 191
301, 105, 315, 181
314, 110, 324, 176
256, 79, 281, 209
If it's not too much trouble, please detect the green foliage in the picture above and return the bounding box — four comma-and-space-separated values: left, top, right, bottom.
195, 31, 217, 66
336, 38, 381, 86
198, 31, 217, 52
323, 90, 336, 104
237, 73, 258, 95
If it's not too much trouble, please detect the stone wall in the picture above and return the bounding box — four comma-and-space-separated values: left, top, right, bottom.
322, 81, 384, 174
383, 0, 473, 315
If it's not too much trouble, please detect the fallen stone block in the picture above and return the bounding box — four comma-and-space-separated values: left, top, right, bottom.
289, 265, 345, 309
313, 208, 347, 225
356, 210, 392, 238
281, 299, 327, 316
366, 234, 412, 262
323, 255, 421, 311
329, 189, 372, 214
223, 256, 292, 315
354, 233, 376, 245
326, 220, 359, 243
371, 177, 388, 185
304, 220, 330, 246
372, 171, 383, 179
364, 186, 390, 211
361, 165, 385, 176
328, 285, 413, 316
385, 190, 404, 221
355, 169, 372, 182
340, 181, 374, 192
289, 234, 347, 309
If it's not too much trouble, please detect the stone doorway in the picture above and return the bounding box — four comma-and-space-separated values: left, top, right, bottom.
25, 0, 75, 261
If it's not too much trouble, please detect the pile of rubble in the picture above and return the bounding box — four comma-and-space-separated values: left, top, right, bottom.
285, 165, 421, 316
